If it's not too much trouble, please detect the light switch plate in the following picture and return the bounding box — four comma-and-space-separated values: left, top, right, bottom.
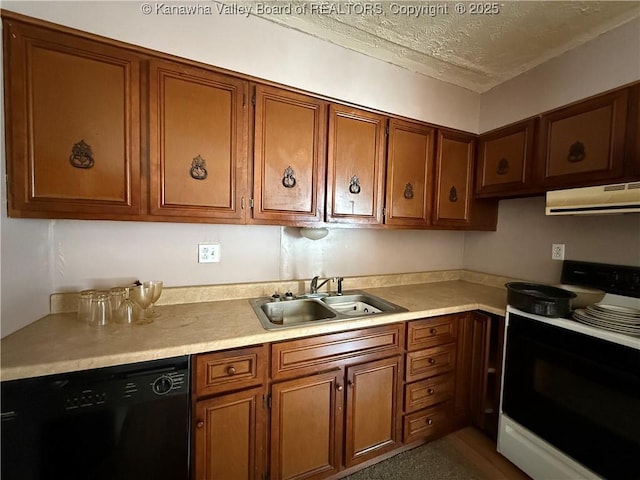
198, 243, 220, 263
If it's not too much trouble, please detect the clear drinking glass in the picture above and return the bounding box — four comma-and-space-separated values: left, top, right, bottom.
116, 286, 139, 325
146, 281, 163, 318
90, 292, 112, 326
77, 289, 97, 323
109, 287, 126, 322
132, 283, 154, 324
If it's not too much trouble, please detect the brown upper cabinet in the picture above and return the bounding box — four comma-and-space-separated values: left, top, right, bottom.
148, 60, 249, 222
433, 130, 476, 227
251, 85, 327, 225
4, 18, 142, 218
537, 89, 629, 189
476, 119, 536, 198
326, 105, 386, 225
384, 119, 436, 227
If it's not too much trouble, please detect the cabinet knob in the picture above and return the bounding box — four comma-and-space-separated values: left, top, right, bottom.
190, 155, 208, 180
425, 418, 433, 426
226, 366, 236, 376
347, 380, 354, 388
69, 140, 94, 169
403, 182, 414, 199
428, 358, 436, 365
429, 328, 437, 335
497, 158, 509, 175
349, 175, 361, 194
568, 141, 586, 163
196, 420, 204, 429
427, 388, 435, 395
282, 166, 297, 188
336, 384, 344, 392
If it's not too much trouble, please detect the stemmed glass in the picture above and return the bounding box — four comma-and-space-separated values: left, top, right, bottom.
116, 286, 140, 325
146, 281, 163, 318
132, 283, 155, 324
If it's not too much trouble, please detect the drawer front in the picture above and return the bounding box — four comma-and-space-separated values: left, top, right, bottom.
404, 373, 454, 413
403, 403, 451, 443
195, 345, 268, 397
407, 315, 459, 351
272, 324, 403, 381
405, 343, 456, 383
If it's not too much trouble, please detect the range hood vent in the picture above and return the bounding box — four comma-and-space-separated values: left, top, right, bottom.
546, 182, 640, 215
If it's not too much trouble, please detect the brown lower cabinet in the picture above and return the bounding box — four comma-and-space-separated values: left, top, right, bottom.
193, 313, 502, 479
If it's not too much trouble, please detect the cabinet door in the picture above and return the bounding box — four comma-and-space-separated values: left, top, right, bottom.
149, 60, 248, 221
326, 105, 386, 224
476, 119, 536, 197
538, 89, 628, 188
4, 18, 141, 218
385, 119, 435, 227
194, 386, 266, 480
252, 85, 327, 224
433, 130, 475, 226
344, 356, 402, 468
270, 370, 343, 480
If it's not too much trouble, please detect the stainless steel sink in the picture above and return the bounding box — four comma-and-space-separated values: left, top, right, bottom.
250, 291, 407, 330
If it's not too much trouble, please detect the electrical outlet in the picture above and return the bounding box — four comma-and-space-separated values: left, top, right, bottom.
198, 243, 220, 263
552, 243, 565, 261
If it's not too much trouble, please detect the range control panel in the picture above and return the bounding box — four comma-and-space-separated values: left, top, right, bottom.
561, 260, 640, 298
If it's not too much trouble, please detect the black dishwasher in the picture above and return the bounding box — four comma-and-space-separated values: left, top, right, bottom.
1, 356, 190, 480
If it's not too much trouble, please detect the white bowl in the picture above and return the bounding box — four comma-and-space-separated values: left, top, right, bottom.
554, 284, 606, 309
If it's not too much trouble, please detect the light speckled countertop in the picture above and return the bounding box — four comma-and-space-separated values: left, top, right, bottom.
0, 279, 508, 382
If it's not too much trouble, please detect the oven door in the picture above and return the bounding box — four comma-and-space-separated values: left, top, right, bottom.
501, 312, 640, 479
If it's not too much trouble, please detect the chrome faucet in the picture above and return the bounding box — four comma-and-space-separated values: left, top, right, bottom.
310, 276, 333, 295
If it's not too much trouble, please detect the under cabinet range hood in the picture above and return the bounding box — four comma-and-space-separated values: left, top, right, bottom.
546, 182, 640, 215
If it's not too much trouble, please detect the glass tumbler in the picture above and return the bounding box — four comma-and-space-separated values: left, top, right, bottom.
77, 289, 96, 323
109, 287, 126, 323
116, 286, 139, 325
90, 292, 112, 326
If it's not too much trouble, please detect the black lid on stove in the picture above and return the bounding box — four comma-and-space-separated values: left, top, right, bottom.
561, 260, 640, 298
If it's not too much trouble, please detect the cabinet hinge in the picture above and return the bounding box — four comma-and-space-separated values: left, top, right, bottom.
385, 125, 389, 136
382, 207, 386, 217
242, 93, 247, 107
263, 394, 271, 409
250, 198, 255, 209
251, 94, 256, 107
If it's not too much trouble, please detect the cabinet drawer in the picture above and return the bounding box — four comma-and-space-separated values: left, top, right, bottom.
404, 373, 454, 413
405, 343, 456, 383
195, 345, 267, 397
272, 324, 403, 381
407, 315, 458, 351
403, 403, 451, 443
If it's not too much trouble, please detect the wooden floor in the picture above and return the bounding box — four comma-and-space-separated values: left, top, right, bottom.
441, 427, 531, 480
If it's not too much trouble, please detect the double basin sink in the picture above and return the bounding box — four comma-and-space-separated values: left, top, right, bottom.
250, 292, 408, 330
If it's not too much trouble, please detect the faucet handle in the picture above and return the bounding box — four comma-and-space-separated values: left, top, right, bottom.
335, 277, 344, 295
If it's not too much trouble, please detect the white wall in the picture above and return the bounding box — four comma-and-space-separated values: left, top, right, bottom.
464, 197, 640, 284
480, 16, 640, 132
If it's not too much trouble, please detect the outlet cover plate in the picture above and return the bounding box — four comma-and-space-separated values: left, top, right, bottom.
198, 243, 220, 263
552, 243, 565, 261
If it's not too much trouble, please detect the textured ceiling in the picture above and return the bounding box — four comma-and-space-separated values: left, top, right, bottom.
235, 1, 640, 93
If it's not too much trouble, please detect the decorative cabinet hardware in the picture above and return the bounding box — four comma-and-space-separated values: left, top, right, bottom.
226, 366, 236, 376
348, 175, 361, 194
427, 388, 435, 395
336, 383, 344, 392
429, 328, 437, 335
69, 140, 95, 169
196, 420, 204, 429
282, 166, 297, 188
497, 158, 509, 175
404, 183, 414, 199
189, 155, 208, 180
428, 358, 436, 365
426, 418, 433, 425
568, 141, 586, 163
449, 186, 458, 202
